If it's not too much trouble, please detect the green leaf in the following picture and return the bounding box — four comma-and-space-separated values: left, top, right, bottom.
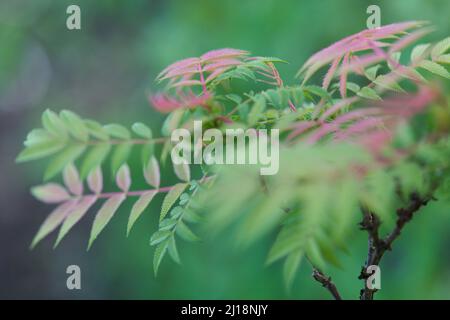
303, 85, 332, 101
141, 143, 155, 168
159, 183, 188, 222
393, 162, 426, 198
170, 206, 183, 219
238, 66, 257, 81
357, 87, 382, 100
42, 109, 67, 138
183, 209, 202, 223
332, 179, 359, 240
214, 65, 256, 84
267, 230, 299, 265
153, 238, 169, 276
431, 37, 450, 59
263, 89, 281, 108
150, 230, 171, 246
305, 240, 326, 271
225, 94, 242, 104
179, 193, 190, 206
88, 194, 126, 250
435, 54, 450, 64
132, 122, 152, 139
256, 56, 288, 64
419, 60, 450, 79
266, 183, 331, 265
167, 236, 180, 264
265, 109, 279, 119
110, 143, 132, 175
364, 65, 381, 81
159, 218, 178, 231
416, 143, 447, 165
237, 102, 249, 121
394, 123, 415, 148
290, 87, 304, 106
103, 124, 131, 139
127, 190, 157, 236
44, 144, 86, 180
395, 66, 427, 83
160, 140, 172, 164
16, 139, 65, 163
374, 75, 404, 92
411, 43, 430, 61
278, 89, 290, 109
176, 221, 199, 242
317, 234, 342, 267
346, 82, 360, 93
362, 169, 395, 222
60, 110, 89, 142
80, 143, 111, 179
24, 129, 54, 147
387, 52, 401, 70
161, 109, 184, 137
248, 95, 266, 125
236, 190, 286, 246
283, 250, 303, 289
84, 120, 109, 140
173, 160, 191, 182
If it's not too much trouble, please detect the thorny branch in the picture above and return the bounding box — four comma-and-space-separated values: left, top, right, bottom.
359, 192, 434, 300
312, 269, 342, 300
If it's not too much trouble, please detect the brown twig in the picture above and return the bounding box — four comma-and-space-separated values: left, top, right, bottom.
358, 192, 433, 300
312, 269, 342, 300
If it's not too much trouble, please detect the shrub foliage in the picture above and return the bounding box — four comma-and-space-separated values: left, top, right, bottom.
17, 22, 450, 298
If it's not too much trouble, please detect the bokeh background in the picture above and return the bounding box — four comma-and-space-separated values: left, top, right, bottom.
1, 0, 449, 299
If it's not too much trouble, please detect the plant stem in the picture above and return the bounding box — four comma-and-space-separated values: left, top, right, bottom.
312, 268, 342, 300
97, 186, 173, 198
83, 137, 168, 146
359, 192, 433, 300
77, 175, 214, 200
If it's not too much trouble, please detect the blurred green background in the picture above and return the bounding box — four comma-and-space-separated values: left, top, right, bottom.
0, 0, 449, 299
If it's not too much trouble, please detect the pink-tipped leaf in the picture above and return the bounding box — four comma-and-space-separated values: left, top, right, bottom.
144, 156, 160, 188
88, 194, 126, 250
54, 195, 97, 247
116, 164, 131, 192
87, 167, 103, 194
127, 190, 158, 236
30, 199, 78, 248
63, 163, 83, 196
31, 183, 71, 203
200, 48, 249, 61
